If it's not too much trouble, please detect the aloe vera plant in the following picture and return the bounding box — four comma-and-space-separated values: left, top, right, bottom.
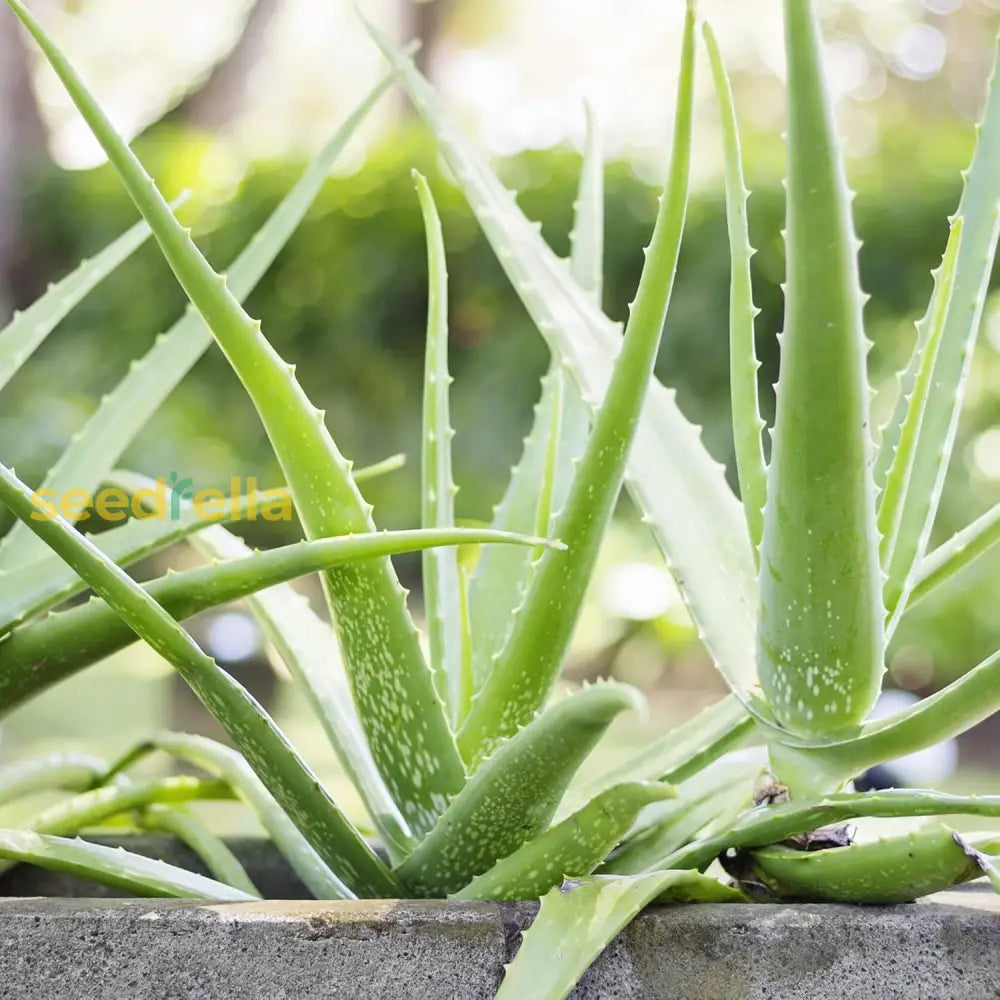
3, 1, 1000, 997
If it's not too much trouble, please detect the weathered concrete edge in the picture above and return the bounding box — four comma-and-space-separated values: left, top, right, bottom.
0, 888, 998, 1000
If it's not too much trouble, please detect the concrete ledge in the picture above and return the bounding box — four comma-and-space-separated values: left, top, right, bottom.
0, 887, 998, 999
1, 839, 998, 998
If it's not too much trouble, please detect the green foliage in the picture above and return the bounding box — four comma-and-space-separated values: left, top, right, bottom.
1, 3, 1000, 1000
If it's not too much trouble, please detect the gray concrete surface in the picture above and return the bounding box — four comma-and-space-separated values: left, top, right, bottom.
0, 839, 998, 999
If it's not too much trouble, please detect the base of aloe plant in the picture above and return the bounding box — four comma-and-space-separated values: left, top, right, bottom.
1, 837, 998, 999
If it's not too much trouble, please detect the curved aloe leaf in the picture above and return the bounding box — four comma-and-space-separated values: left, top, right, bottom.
0, 461, 397, 897
0, 753, 107, 807
758, 0, 883, 739
495, 870, 742, 1000
396, 683, 642, 897
0, 522, 550, 718
9, 776, 232, 848
768, 645, 1000, 792
139, 804, 261, 897
7, 0, 466, 838
562, 695, 754, 820
954, 832, 1000, 894
466, 110, 599, 699
601, 753, 761, 875
365, 13, 760, 715
453, 781, 673, 901
0, 488, 263, 635
106, 732, 355, 900
0, 829, 255, 900
0, 70, 394, 571
878, 34, 1000, 616
663, 788, 1000, 873
189, 523, 413, 864
879, 219, 962, 620
704, 22, 766, 556
456, 1, 697, 764
414, 170, 465, 724
742, 828, 1000, 903
0, 217, 151, 393
905, 498, 1000, 613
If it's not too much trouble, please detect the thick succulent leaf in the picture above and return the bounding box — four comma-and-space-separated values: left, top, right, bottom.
878, 219, 962, 614
107, 732, 355, 900
954, 832, 1000, 894
768, 645, 1000, 792
7, 776, 231, 848
452, 781, 673, 901
189, 524, 413, 864
0, 488, 261, 634
601, 752, 762, 875
466, 108, 599, 697
0, 829, 255, 900
139, 805, 261, 897
704, 21, 766, 556
561, 694, 753, 820
0, 462, 397, 898
494, 870, 742, 1000
663, 788, 1000, 873
0, 752, 106, 807
395, 683, 642, 897
0, 217, 151, 393
0, 519, 549, 718
878, 35, 1000, 615
456, 2, 697, 764
414, 171, 465, 724
6, 0, 465, 837
0, 68, 394, 571
743, 828, 1000, 903
366, 14, 760, 714
758, 0, 883, 738
904, 497, 1000, 614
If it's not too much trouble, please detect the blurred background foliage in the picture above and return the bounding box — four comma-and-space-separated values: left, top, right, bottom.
2, 0, 1000, 785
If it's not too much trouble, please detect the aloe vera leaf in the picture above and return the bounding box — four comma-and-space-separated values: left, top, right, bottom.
767, 645, 1000, 792
13, 776, 232, 840
0, 217, 151, 393
0, 71, 393, 572
0, 775, 233, 878
494, 870, 742, 1000
743, 828, 1000, 903
413, 171, 464, 724
106, 731, 356, 900
703, 23, 766, 556
395, 682, 642, 897
0, 752, 108, 808
878, 35, 1000, 615
0, 523, 552, 718
0, 489, 262, 634
0, 462, 397, 897
7, 0, 466, 838
452, 781, 673, 901
562, 695, 754, 821
878, 219, 962, 601
0, 829, 255, 900
465, 110, 600, 697
663, 788, 1000, 873
139, 804, 261, 897
757, 0, 884, 739
189, 523, 413, 865
903, 498, 1000, 614
353, 453, 406, 483
601, 755, 761, 875
455, 2, 697, 764
365, 15, 760, 713
954, 832, 1000, 894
